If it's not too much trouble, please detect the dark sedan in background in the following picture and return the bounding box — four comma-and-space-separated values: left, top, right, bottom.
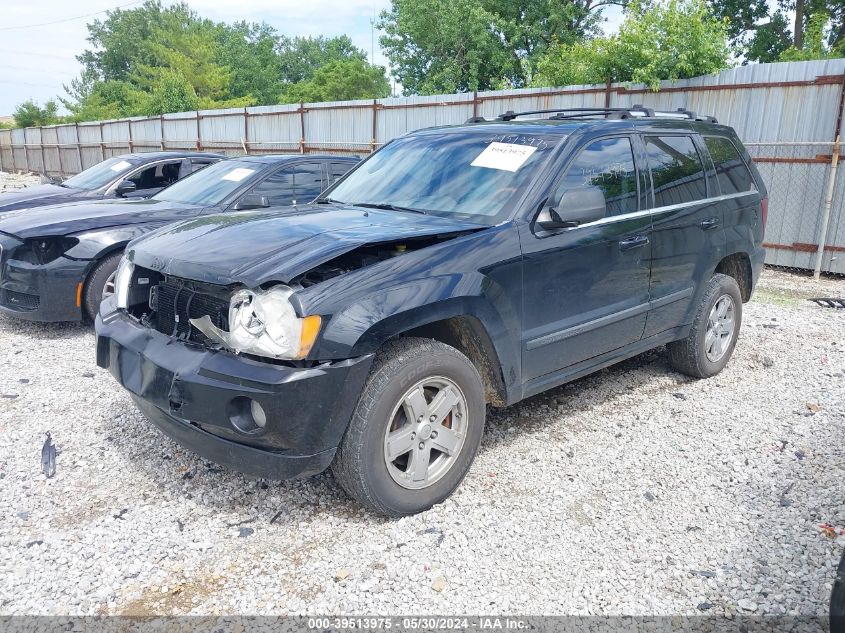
0, 151, 225, 213
0, 154, 359, 322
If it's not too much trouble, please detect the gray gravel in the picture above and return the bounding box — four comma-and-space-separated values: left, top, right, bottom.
0, 173, 844, 616
0, 171, 40, 191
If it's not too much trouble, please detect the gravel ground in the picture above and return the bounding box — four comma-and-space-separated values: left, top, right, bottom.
0, 171, 844, 616
0, 171, 41, 191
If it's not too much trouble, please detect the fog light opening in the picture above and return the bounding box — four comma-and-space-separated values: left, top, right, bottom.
250, 399, 267, 429
227, 396, 267, 434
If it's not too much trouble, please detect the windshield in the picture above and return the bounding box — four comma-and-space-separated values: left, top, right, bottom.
154, 160, 261, 206
63, 156, 138, 190
325, 128, 561, 224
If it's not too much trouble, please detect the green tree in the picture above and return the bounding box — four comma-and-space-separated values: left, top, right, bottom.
709, 0, 845, 62
281, 59, 391, 103
780, 11, 844, 59
140, 69, 200, 115
277, 35, 368, 85
533, 0, 730, 89
13, 100, 61, 128
378, 0, 618, 94
217, 21, 284, 105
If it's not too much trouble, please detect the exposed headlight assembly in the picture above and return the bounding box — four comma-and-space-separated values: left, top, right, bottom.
19, 237, 79, 265
113, 257, 135, 309
190, 286, 321, 360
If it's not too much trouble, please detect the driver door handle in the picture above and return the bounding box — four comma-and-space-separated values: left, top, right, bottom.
619, 235, 649, 251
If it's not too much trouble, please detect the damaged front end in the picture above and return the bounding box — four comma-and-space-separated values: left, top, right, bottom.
118, 230, 476, 362
190, 287, 321, 360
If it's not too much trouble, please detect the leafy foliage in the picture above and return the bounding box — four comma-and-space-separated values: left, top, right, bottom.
54, 0, 386, 122
281, 59, 391, 103
13, 100, 62, 128
532, 0, 731, 89
709, 0, 845, 62
378, 0, 614, 94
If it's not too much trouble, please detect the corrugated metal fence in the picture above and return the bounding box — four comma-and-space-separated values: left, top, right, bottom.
1, 58, 845, 274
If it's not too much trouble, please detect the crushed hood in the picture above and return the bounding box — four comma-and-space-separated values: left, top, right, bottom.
0, 198, 204, 239
0, 184, 85, 213
129, 205, 484, 286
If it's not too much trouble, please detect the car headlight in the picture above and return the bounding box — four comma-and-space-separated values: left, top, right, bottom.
190, 285, 322, 360
114, 257, 134, 309
18, 237, 79, 265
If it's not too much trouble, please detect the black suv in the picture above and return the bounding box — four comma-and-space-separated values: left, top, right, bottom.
95, 107, 767, 516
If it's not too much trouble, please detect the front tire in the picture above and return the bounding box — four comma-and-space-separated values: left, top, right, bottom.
82, 251, 123, 322
332, 337, 486, 517
667, 273, 743, 378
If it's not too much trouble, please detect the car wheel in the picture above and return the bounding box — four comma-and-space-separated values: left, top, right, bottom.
82, 251, 123, 322
667, 273, 743, 378
332, 337, 486, 517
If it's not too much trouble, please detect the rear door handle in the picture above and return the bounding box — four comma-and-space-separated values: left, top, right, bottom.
699, 217, 720, 230
619, 235, 649, 251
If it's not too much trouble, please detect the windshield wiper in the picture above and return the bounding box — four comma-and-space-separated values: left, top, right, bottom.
315, 197, 342, 204
351, 202, 428, 215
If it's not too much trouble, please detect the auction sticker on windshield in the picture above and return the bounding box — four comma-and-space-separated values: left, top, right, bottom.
221, 168, 256, 182
110, 160, 132, 172
471, 142, 538, 172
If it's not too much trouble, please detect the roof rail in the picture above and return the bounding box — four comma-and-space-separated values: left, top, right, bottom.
493, 105, 717, 123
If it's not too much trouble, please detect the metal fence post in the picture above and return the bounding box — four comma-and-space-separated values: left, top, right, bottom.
814, 135, 840, 279
299, 101, 306, 154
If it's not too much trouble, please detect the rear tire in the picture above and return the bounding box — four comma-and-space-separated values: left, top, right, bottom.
332, 337, 486, 517
83, 251, 123, 322
667, 273, 743, 378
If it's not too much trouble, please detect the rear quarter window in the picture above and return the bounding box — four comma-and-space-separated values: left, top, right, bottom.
644, 135, 707, 207
703, 136, 757, 195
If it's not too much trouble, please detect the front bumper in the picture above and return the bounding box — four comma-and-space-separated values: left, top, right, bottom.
95, 305, 374, 480
0, 234, 87, 322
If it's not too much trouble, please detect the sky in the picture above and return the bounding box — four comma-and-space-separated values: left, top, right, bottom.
0, 0, 624, 116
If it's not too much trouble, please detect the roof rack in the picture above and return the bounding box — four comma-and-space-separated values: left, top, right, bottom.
489, 105, 717, 123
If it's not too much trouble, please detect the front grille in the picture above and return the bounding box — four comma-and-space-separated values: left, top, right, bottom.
151, 278, 229, 345
0, 289, 40, 311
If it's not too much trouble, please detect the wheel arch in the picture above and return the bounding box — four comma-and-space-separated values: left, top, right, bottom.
324, 296, 518, 406
714, 251, 753, 302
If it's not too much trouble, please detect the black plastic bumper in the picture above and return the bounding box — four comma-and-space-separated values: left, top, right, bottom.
0, 234, 87, 322
95, 306, 374, 479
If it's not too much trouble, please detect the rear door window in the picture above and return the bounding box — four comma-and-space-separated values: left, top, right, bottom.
703, 136, 756, 195
292, 162, 324, 203
554, 136, 639, 216
644, 136, 707, 207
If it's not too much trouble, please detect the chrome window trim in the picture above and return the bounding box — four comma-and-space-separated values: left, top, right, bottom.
565, 190, 758, 230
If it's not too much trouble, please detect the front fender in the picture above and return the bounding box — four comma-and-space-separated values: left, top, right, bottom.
65, 225, 167, 260
313, 272, 522, 402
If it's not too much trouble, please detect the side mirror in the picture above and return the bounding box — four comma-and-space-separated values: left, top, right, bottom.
537, 186, 606, 231
232, 194, 270, 211
115, 179, 137, 197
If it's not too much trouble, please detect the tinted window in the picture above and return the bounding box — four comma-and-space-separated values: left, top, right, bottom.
554, 137, 638, 216
329, 161, 354, 184
63, 156, 138, 190
293, 163, 324, 203
154, 160, 261, 206
645, 136, 707, 207
250, 167, 296, 206
327, 129, 562, 224
704, 136, 756, 195
190, 160, 214, 174
128, 161, 181, 190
